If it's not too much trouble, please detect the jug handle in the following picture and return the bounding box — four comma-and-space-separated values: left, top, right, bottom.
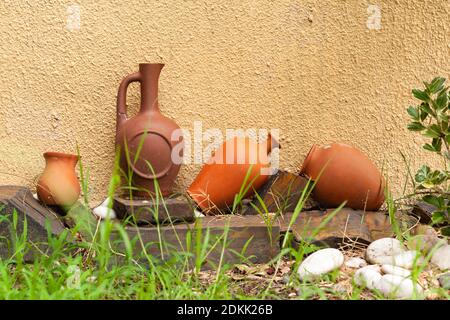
116, 72, 141, 129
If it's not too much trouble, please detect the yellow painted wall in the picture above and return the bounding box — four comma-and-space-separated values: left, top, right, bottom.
0, 0, 449, 205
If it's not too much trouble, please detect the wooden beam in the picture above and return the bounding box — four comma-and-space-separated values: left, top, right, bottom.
112, 215, 280, 268
113, 194, 196, 224
0, 186, 67, 261
277, 208, 394, 248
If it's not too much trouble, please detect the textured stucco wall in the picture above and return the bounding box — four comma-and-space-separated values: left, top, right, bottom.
0, 0, 449, 205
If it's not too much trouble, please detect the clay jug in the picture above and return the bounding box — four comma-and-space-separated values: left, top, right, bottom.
187, 133, 279, 214
299, 143, 385, 211
116, 63, 183, 197
36, 152, 81, 207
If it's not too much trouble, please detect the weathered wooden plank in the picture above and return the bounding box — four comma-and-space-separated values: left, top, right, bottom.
113, 194, 195, 224
277, 208, 393, 247
0, 186, 67, 261
112, 215, 280, 268
244, 171, 319, 215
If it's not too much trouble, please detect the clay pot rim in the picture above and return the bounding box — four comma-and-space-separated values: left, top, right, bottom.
299, 144, 318, 175
139, 62, 165, 67
43, 152, 78, 159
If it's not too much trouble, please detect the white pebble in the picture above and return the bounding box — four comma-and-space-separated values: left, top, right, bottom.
297, 248, 344, 281
431, 245, 450, 271
99, 197, 113, 207
345, 257, 367, 269
353, 265, 382, 289
366, 238, 404, 264
381, 264, 411, 278
390, 250, 423, 269
93, 206, 117, 219
376, 274, 423, 299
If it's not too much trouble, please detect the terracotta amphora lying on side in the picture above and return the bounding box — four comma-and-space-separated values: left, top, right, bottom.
299, 143, 385, 211
188, 133, 280, 214
37, 152, 81, 208
116, 63, 183, 197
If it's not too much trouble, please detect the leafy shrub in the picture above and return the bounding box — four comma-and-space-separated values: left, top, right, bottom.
406, 77, 450, 234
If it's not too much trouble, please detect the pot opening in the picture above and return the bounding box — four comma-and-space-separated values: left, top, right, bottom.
43, 152, 79, 160
139, 63, 165, 70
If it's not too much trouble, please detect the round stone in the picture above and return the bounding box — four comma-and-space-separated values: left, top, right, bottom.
390, 250, 424, 269
381, 264, 411, 278
431, 245, 450, 271
366, 238, 404, 264
93, 204, 117, 219
345, 257, 367, 269
376, 274, 423, 299
438, 273, 450, 289
353, 265, 382, 289
297, 248, 344, 281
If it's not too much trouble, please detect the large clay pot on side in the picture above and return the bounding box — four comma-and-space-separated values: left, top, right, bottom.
299, 143, 385, 211
116, 63, 183, 197
187, 133, 280, 214
37, 152, 81, 207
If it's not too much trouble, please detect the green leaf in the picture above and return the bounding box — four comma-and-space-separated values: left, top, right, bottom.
432, 138, 442, 152
429, 169, 447, 184
431, 211, 446, 224
423, 143, 436, 152
436, 89, 448, 109
415, 165, 430, 183
429, 77, 446, 94
431, 123, 442, 133
407, 122, 425, 131
423, 138, 443, 153
413, 89, 429, 101
437, 111, 449, 123
441, 226, 450, 237
423, 195, 443, 208
407, 106, 419, 120
419, 103, 434, 117
423, 124, 442, 138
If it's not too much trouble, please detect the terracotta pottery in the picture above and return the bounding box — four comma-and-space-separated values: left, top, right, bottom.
187, 133, 279, 214
116, 63, 183, 197
299, 143, 385, 211
36, 152, 81, 207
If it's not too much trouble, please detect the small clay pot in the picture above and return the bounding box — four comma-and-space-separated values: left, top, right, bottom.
187, 133, 279, 214
37, 152, 81, 207
299, 143, 385, 211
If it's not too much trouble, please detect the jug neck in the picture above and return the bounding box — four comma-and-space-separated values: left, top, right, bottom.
139, 63, 163, 113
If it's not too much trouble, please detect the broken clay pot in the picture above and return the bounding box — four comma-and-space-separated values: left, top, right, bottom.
36, 152, 81, 207
116, 63, 183, 197
187, 133, 279, 214
299, 143, 385, 211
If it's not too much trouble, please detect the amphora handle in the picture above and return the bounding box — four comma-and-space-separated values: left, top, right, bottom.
116, 71, 141, 130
